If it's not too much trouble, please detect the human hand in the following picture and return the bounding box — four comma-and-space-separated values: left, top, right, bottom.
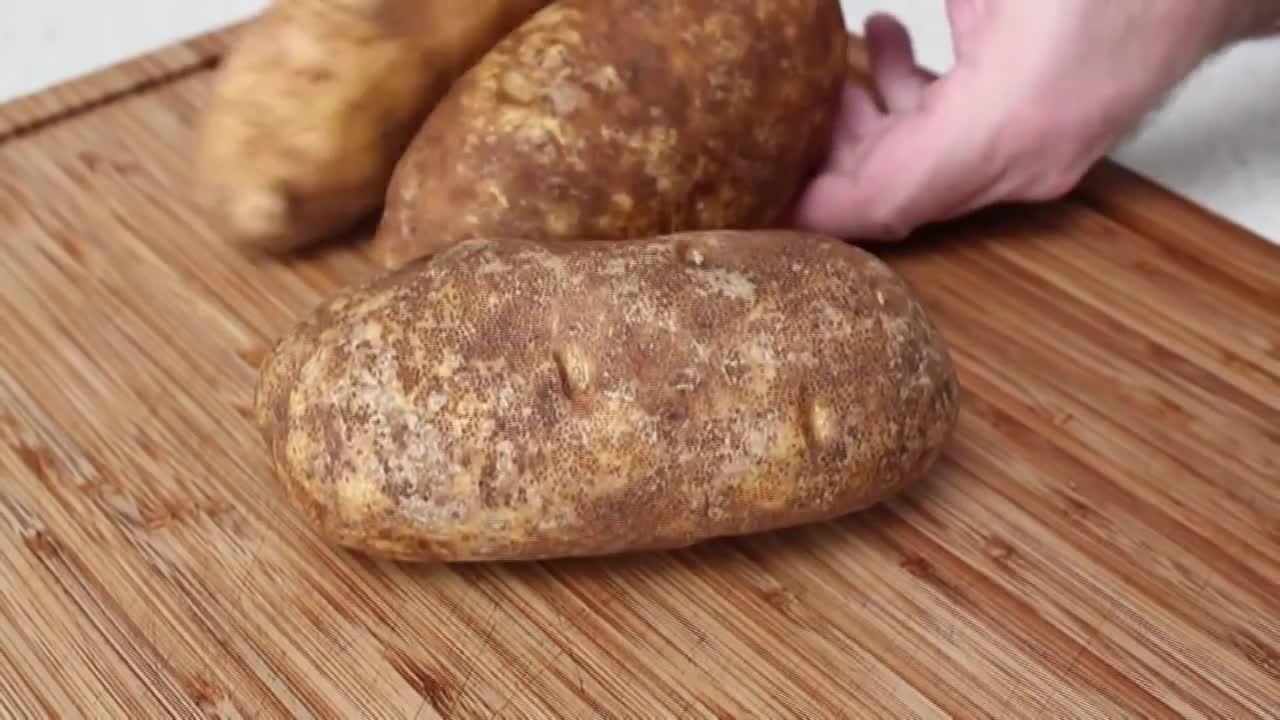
789, 1, 1271, 241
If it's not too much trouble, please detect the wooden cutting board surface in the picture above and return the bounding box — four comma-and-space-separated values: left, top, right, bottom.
1, 26, 1277, 720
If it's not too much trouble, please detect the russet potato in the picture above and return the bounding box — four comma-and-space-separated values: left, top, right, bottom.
373, 0, 850, 267
194, 0, 552, 251
255, 230, 959, 563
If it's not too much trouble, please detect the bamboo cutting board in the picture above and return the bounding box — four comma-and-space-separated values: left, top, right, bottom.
1, 25, 1278, 720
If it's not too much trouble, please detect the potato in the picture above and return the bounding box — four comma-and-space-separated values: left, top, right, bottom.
194, 0, 551, 252
254, 230, 959, 563
372, 0, 850, 268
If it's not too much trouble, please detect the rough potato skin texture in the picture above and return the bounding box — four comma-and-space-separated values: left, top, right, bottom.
194, 0, 551, 252
373, 0, 849, 268
256, 230, 960, 563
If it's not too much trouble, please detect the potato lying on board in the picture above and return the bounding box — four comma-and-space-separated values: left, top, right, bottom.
373, 0, 849, 267
255, 230, 959, 563
194, 0, 552, 252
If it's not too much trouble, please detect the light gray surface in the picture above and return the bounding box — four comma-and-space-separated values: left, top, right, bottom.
2, 0, 1276, 241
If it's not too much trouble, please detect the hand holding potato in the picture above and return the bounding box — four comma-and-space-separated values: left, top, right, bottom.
790, 1, 1280, 240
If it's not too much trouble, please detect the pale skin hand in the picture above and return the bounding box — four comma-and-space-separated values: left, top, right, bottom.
790, 0, 1280, 241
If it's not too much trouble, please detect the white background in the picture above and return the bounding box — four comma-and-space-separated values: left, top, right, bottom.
1, 0, 1277, 242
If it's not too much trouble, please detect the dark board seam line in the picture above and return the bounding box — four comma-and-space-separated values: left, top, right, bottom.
0, 54, 223, 147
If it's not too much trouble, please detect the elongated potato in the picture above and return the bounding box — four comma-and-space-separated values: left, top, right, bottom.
194, 0, 551, 251
255, 230, 959, 563
373, 0, 849, 267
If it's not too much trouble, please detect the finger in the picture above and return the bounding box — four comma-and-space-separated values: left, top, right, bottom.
772, 82, 883, 226
835, 81, 886, 144
865, 13, 935, 113
790, 81, 1002, 240
825, 83, 885, 174
945, 0, 988, 51
789, 172, 889, 238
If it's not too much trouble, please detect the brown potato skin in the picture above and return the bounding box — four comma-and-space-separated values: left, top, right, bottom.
373, 0, 849, 268
194, 0, 552, 252
255, 230, 959, 563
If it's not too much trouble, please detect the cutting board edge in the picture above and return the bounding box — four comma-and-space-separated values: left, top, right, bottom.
0, 23, 246, 143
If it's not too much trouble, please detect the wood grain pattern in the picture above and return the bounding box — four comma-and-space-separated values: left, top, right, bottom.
1, 26, 1277, 720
